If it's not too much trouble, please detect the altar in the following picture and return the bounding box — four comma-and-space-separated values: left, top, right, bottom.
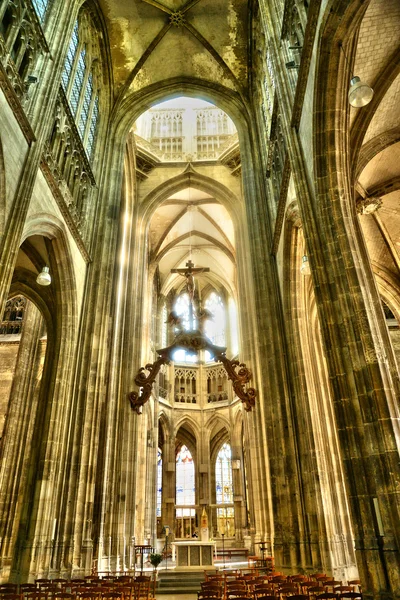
172, 541, 216, 569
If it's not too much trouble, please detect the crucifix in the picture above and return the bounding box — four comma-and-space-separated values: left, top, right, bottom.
171, 260, 210, 325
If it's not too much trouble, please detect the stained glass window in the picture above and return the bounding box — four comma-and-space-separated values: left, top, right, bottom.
176, 445, 195, 505
161, 304, 167, 348
86, 95, 99, 159
205, 292, 225, 362
61, 21, 79, 90
32, 0, 50, 23
70, 48, 86, 116
216, 443, 235, 536
176, 445, 196, 538
157, 447, 162, 517
216, 443, 233, 503
172, 293, 197, 363
79, 72, 93, 138
205, 292, 225, 345
229, 297, 239, 355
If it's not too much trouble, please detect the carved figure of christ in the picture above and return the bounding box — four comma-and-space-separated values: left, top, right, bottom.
171, 260, 210, 327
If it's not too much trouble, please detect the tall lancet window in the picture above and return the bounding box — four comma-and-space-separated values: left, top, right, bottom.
205, 292, 225, 362
60, 11, 102, 162
32, 0, 51, 23
172, 293, 197, 363
176, 444, 196, 538
157, 448, 162, 518
216, 443, 235, 536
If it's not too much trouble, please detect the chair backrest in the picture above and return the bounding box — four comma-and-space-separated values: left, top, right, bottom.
132, 581, 150, 600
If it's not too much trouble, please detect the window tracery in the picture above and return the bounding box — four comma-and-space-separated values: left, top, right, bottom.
207, 365, 229, 403
41, 5, 106, 253
176, 444, 196, 538
215, 443, 235, 536
150, 109, 183, 160
196, 108, 234, 159
60, 10, 102, 160
31, 0, 51, 24
61, 20, 79, 90
174, 367, 197, 403
157, 447, 162, 518
0, 0, 48, 101
1, 295, 27, 334
204, 291, 225, 362
172, 293, 198, 363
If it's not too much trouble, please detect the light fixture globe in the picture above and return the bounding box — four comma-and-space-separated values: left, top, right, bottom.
36, 266, 51, 286
300, 254, 311, 276
348, 76, 374, 107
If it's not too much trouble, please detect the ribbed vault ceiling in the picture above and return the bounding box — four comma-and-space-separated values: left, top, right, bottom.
99, 0, 249, 95
149, 186, 236, 297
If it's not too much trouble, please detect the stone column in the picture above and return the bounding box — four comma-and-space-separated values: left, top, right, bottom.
231, 422, 247, 545
0, 301, 45, 580
236, 117, 307, 571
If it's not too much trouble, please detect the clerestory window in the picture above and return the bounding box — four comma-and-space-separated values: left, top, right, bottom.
61, 12, 101, 162
32, 0, 51, 23
205, 292, 225, 361
172, 293, 198, 363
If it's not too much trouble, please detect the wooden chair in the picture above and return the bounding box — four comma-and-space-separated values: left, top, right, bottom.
35, 581, 51, 588
347, 582, 362, 594
132, 580, 150, 600
23, 592, 47, 600
20, 586, 37, 592
339, 593, 362, 600
307, 587, 325, 598
117, 587, 132, 600
53, 581, 68, 589
226, 593, 250, 600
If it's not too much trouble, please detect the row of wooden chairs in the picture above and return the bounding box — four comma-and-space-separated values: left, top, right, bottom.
199, 571, 362, 600
0, 576, 153, 600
